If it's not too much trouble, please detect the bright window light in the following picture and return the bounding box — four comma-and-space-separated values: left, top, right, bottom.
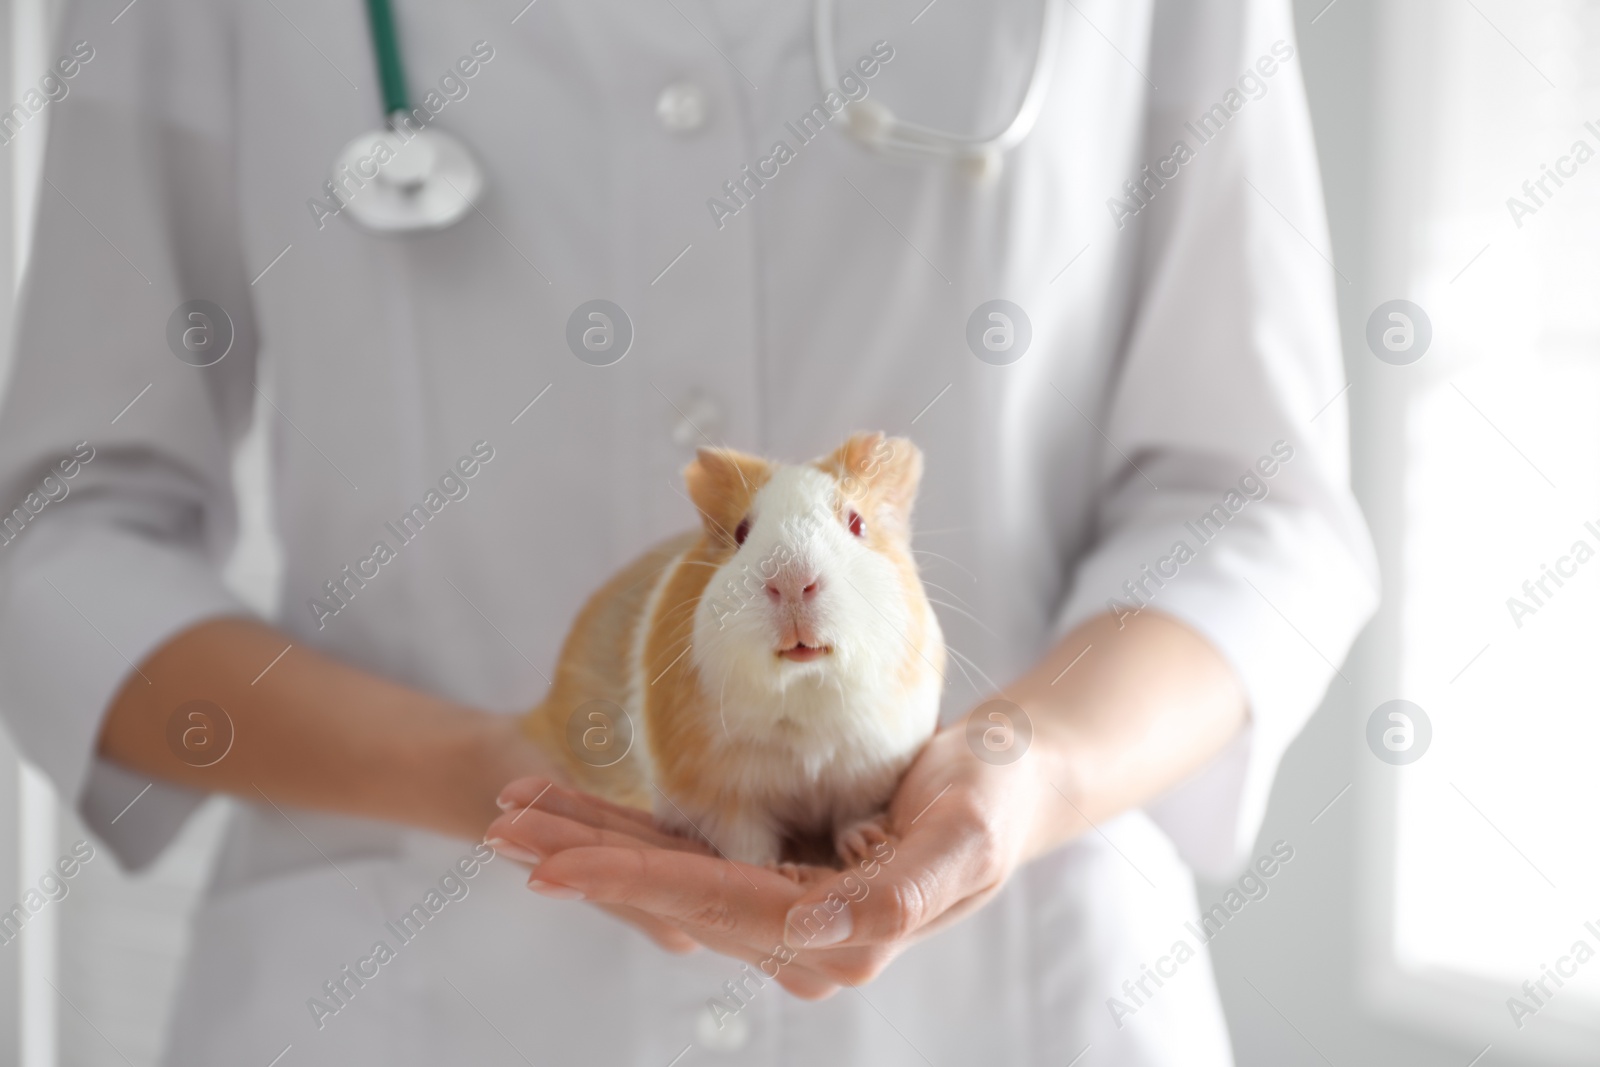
1381, 0, 1600, 1031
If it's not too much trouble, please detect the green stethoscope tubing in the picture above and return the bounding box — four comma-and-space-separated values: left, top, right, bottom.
364, 0, 410, 120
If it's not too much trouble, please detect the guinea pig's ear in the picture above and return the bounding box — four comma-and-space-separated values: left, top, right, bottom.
683, 446, 773, 548
822, 432, 924, 535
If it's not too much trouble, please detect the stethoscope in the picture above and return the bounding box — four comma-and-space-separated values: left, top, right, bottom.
815, 0, 1064, 181
336, 0, 1062, 233
333, 0, 485, 233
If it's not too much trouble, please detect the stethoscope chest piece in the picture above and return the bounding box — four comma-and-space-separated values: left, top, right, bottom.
333, 125, 483, 234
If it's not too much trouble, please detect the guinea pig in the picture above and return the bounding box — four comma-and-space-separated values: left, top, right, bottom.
523, 431, 945, 867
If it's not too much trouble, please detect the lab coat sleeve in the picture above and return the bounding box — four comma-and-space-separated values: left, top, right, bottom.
1050, 0, 1379, 879
0, 0, 257, 870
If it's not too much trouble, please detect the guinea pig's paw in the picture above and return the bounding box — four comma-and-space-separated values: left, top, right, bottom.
834, 814, 894, 868
767, 861, 832, 886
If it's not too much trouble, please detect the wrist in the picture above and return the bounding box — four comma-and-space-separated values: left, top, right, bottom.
398, 705, 527, 841
996, 687, 1100, 863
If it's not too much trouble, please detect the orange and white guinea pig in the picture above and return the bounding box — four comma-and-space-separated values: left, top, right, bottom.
523, 431, 945, 867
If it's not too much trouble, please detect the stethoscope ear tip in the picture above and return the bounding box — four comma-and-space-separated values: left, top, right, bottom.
846, 99, 896, 145
958, 148, 1003, 184
843, 99, 1005, 181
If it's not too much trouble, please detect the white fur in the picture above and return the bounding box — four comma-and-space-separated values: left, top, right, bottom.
654, 465, 943, 864
624, 548, 685, 777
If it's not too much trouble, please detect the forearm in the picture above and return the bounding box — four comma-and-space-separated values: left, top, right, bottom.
98, 617, 545, 841
1009, 610, 1249, 861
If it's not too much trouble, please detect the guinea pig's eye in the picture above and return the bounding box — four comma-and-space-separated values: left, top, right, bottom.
734, 517, 751, 546
847, 510, 865, 538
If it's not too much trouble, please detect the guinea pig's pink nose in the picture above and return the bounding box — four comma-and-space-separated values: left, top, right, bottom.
766, 570, 821, 604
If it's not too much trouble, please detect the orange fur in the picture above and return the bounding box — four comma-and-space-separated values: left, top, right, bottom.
524, 446, 775, 810
521, 532, 697, 808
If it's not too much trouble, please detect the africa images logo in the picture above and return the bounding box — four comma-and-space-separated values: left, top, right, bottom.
306, 844, 496, 1032
1106, 840, 1296, 1029
1365, 700, 1431, 765
308, 441, 495, 629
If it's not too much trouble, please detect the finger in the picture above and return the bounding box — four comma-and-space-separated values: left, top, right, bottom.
644, 917, 844, 1000
782, 812, 997, 949
485, 806, 705, 868
498, 776, 658, 828
774, 972, 840, 1000
529, 846, 852, 995
592, 901, 701, 955
530, 845, 806, 947
535, 791, 700, 850
492, 782, 704, 854
497, 778, 674, 840
904, 883, 998, 940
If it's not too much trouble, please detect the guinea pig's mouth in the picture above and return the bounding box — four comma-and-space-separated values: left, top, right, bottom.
776, 641, 832, 662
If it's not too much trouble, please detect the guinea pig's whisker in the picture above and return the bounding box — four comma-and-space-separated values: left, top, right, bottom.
653, 634, 694, 664
658, 621, 694, 644
692, 626, 736, 660
838, 571, 948, 686
912, 549, 979, 584
665, 478, 739, 544
919, 580, 971, 609
926, 597, 999, 638
717, 664, 734, 740
656, 598, 707, 620
945, 643, 1004, 696
938, 641, 980, 694
659, 607, 697, 633
653, 629, 695, 657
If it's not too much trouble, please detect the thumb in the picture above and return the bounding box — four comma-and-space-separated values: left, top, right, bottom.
783, 828, 977, 949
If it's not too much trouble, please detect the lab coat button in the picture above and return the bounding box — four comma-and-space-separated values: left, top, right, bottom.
656, 82, 709, 133
696, 1001, 750, 1050
669, 390, 724, 447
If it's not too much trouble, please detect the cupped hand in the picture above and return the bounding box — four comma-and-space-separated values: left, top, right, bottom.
486, 778, 854, 996
485, 779, 712, 958
486, 721, 1055, 998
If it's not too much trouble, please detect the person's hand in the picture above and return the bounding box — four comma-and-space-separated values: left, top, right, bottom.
486, 778, 717, 956
485, 721, 1058, 997
488, 777, 861, 992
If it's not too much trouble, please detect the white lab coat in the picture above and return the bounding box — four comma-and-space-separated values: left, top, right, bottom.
0, 0, 1377, 1062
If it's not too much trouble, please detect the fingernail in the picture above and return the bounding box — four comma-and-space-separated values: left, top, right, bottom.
485, 837, 541, 866
495, 796, 520, 812
785, 902, 852, 948
527, 878, 584, 901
